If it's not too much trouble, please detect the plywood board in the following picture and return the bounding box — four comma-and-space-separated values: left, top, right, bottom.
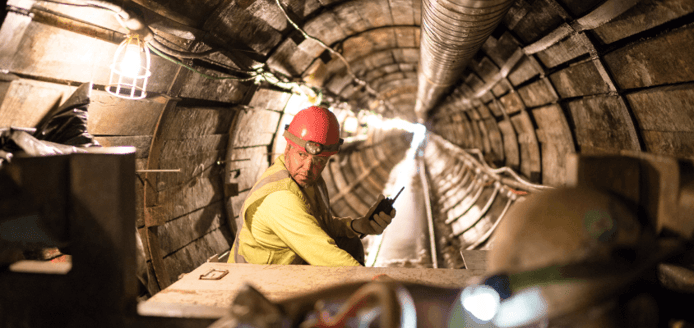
146, 262, 482, 309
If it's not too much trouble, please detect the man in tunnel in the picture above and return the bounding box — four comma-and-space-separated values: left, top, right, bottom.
229, 106, 396, 266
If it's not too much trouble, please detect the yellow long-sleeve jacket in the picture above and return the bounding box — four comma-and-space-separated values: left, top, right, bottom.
229, 155, 361, 266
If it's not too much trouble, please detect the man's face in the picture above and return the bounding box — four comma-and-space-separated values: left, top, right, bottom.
284, 144, 330, 188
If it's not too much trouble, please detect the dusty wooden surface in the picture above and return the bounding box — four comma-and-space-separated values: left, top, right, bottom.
145, 262, 483, 311
460, 250, 489, 271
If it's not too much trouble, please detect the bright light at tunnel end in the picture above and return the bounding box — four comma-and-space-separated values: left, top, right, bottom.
370, 117, 427, 149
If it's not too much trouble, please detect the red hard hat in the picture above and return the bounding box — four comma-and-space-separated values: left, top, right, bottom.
284, 106, 343, 157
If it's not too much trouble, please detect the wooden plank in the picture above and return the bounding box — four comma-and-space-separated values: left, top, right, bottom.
531, 104, 575, 187
93, 136, 152, 158
482, 32, 521, 68
492, 79, 512, 98
32, 1, 127, 33
508, 55, 542, 86
230, 108, 281, 147
345, 153, 378, 204
395, 26, 417, 49
0, 79, 64, 128
266, 39, 313, 77
248, 88, 292, 112
509, 0, 565, 44
176, 69, 250, 103
499, 92, 525, 115
353, 150, 386, 195
534, 32, 590, 69
604, 24, 694, 90
159, 106, 237, 140
327, 159, 366, 216
593, 0, 694, 44
625, 84, 694, 132
484, 118, 505, 164
574, 129, 633, 155
0, 78, 166, 136
362, 145, 392, 184
510, 112, 542, 183
227, 146, 270, 191
465, 74, 486, 95
475, 104, 492, 119
145, 263, 481, 315
159, 134, 228, 160
147, 169, 224, 222
321, 159, 341, 200
460, 250, 489, 271
205, 2, 281, 56
517, 78, 558, 108
565, 96, 640, 152
641, 131, 694, 157
468, 115, 484, 150
303, 12, 348, 46
549, 60, 611, 98
161, 228, 231, 282
332, 1, 371, 34
413, 0, 422, 26
157, 150, 224, 192
389, 0, 416, 25
472, 57, 501, 84
498, 118, 520, 171
229, 190, 250, 226
89, 92, 167, 136
7, 22, 179, 94
475, 121, 492, 157
135, 158, 148, 228
156, 201, 227, 255
487, 100, 505, 117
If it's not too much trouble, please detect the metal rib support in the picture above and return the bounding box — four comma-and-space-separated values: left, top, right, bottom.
453, 181, 501, 229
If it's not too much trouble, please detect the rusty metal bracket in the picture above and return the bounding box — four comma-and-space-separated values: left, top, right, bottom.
199, 268, 229, 280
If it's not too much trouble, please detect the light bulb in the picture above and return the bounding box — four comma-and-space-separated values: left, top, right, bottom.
119, 44, 142, 78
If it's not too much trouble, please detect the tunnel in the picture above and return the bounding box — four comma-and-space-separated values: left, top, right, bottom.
1, 0, 694, 327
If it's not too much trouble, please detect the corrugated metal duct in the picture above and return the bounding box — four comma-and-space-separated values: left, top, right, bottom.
415, 0, 514, 121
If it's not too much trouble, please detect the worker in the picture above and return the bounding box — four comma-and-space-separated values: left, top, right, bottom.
228, 106, 396, 266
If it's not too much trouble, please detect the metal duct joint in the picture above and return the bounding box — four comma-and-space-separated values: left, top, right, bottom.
415, 0, 514, 122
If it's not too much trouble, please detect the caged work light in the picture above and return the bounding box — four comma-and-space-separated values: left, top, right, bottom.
106, 34, 151, 99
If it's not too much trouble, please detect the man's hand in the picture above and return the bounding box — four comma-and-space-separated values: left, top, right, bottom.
351, 194, 396, 235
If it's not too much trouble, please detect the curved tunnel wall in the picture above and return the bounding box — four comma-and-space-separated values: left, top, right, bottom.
2, 0, 694, 294
428, 0, 694, 187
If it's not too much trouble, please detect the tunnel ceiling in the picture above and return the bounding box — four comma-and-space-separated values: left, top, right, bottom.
129, 0, 422, 121
126, 0, 694, 134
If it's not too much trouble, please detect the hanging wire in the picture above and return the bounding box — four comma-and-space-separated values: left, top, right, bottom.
273, 0, 397, 112
35, 0, 334, 104
463, 148, 553, 191
147, 43, 256, 81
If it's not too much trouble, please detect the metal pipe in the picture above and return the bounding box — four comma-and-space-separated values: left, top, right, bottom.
415, 0, 514, 121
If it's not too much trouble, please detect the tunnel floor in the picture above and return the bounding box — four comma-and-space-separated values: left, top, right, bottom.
367, 145, 433, 268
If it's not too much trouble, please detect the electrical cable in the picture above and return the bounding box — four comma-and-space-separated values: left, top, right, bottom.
465, 148, 553, 191
148, 36, 219, 59
273, 0, 397, 112
147, 43, 256, 81
36, 0, 331, 103
430, 134, 552, 192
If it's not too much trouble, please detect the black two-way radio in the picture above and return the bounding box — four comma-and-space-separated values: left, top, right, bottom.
368, 186, 405, 221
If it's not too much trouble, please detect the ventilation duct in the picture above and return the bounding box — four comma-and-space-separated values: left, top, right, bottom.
415, 0, 514, 121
